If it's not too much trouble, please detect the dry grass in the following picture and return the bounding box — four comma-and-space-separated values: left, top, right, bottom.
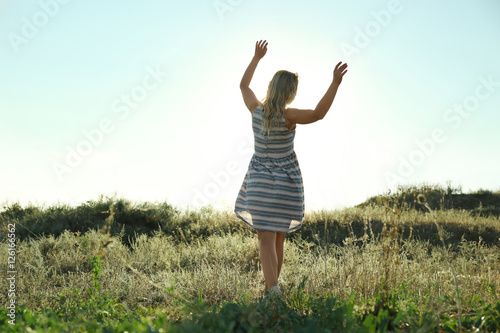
1, 198, 499, 322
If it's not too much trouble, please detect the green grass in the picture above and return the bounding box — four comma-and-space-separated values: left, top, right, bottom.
1, 183, 499, 332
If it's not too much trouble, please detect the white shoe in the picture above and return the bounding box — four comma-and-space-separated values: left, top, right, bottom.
263, 285, 283, 308
268, 285, 281, 296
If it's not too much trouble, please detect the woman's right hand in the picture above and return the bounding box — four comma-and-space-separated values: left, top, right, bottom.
333, 62, 348, 85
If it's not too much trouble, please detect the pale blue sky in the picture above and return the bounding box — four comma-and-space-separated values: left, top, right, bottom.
1, 0, 499, 211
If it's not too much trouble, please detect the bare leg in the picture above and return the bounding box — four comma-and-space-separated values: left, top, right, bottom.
276, 232, 286, 280
257, 230, 278, 291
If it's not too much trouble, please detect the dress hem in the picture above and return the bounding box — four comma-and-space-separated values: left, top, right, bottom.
234, 210, 303, 234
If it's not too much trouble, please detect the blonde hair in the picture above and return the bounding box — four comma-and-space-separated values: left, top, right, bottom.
260, 70, 298, 136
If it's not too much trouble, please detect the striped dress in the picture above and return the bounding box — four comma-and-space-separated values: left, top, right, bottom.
234, 104, 304, 233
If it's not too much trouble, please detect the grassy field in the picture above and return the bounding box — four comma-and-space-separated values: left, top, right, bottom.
1, 184, 499, 332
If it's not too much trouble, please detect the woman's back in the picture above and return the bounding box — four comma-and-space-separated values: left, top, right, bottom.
252, 105, 295, 158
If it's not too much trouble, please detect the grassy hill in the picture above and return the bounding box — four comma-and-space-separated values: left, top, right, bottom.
357, 183, 500, 217
1, 183, 499, 332
1, 183, 498, 249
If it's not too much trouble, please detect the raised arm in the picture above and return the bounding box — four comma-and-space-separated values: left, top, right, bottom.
286, 61, 348, 124
240, 40, 268, 112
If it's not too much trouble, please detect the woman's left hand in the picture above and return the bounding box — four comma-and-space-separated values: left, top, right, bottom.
254, 40, 268, 59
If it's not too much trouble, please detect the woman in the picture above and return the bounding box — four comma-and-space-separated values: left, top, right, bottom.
235, 40, 348, 296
